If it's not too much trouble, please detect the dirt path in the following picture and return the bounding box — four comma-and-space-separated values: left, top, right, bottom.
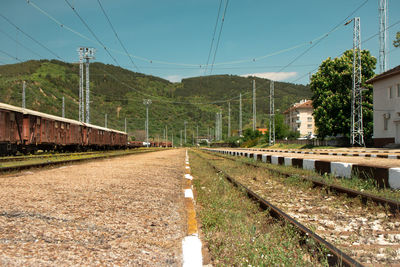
0, 149, 186, 266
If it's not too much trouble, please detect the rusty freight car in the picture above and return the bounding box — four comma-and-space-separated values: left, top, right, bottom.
0, 102, 127, 155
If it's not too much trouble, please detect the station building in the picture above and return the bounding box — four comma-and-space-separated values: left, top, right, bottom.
367, 65, 400, 147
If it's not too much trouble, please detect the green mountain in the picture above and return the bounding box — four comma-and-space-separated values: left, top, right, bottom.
0, 60, 311, 143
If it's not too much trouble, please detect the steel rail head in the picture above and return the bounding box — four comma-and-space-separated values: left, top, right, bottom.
207, 150, 400, 215
194, 150, 363, 266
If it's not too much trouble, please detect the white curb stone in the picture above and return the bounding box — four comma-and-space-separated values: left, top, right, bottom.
389, 168, 400, 189
271, 156, 279, 165
331, 162, 353, 178
262, 154, 268, 163
184, 189, 194, 199
284, 157, 293, 166
182, 235, 202, 267
303, 159, 315, 171
185, 174, 193, 180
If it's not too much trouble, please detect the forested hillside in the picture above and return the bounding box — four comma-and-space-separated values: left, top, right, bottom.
0, 60, 311, 143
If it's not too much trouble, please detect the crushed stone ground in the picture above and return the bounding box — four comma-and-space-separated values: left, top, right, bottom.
0, 149, 186, 266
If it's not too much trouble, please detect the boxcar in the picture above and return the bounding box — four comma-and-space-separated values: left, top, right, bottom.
0, 102, 128, 155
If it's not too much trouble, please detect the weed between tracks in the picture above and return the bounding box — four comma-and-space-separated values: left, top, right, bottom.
223, 153, 400, 202
189, 150, 328, 266
0, 148, 161, 169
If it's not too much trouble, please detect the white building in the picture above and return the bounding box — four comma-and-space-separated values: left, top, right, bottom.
367, 65, 400, 147
283, 99, 315, 138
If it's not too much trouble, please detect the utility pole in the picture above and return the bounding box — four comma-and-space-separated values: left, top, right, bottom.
78, 49, 84, 121
171, 132, 174, 147
220, 111, 223, 140
196, 125, 199, 145
143, 99, 152, 147
22, 81, 26, 108
351, 17, 364, 146
124, 117, 127, 133
184, 120, 187, 144
62, 96, 65, 118
165, 125, 168, 143
379, 0, 387, 73
163, 128, 166, 142
239, 93, 242, 136
252, 79, 256, 131
228, 102, 231, 138
192, 131, 194, 146
215, 113, 219, 140
105, 113, 107, 128
269, 81, 275, 146
180, 130, 182, 147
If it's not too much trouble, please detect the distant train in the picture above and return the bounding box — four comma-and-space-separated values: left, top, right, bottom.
0, 102, 128, 156
127, 141, 172, 148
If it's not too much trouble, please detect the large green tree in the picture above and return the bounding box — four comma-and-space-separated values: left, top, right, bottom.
310, 49, 376, 140
394, 31, 400, 47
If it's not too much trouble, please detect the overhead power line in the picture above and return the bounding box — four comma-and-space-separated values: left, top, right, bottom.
0, 13, 63, 60
204, 0, 223, 75
209, 0, 229, 75
27, 0, 370, 70
0, 28, 44, 59
277, 0, 369, 74
64, 0, 120, 66
291, 18, 400, 84
96, 0, 140, 72
0, 49, 23, 62
96, 68, 251, 105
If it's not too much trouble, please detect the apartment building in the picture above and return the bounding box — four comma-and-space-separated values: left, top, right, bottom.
283, 99, 315, 137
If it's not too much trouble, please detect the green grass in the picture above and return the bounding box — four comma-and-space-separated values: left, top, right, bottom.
190, 150, 328, 266
0, 148, 160, 169
216, 152, 400, 202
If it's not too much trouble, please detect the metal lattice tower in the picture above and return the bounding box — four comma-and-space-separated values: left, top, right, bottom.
351, 17, 364, 146
220, 111, 223, 140
22, 81, 26, 109
77, 49, 84, 121
239, 93, 242, 137
215, 113, 219, 140
379, 0, 387, 73
62, 96, 65, 118
78, 47, 96, 124
143, 99, 152, 147
184, 120, 187, 144
269, 81, 275, 146
252, 80, 256, 131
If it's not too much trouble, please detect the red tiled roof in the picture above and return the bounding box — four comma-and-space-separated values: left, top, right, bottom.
283, 100, 313, 114
257, 128, 268, 134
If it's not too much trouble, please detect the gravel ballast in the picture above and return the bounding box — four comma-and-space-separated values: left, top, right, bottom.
0, 149, 186, 266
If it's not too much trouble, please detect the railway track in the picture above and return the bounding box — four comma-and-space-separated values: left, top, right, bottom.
195, 150, 400, 266
0, 151, 100, 163
0, 148, 161, 173
206, 151, 400, 214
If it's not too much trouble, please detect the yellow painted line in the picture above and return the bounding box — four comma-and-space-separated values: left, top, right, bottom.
182, 149, 202, 266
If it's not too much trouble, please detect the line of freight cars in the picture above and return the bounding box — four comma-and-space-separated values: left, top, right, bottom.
128, 141, 172, 148
0, 102, 130, 156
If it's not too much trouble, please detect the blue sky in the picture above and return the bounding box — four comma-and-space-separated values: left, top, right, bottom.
0, 0, 399, 84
